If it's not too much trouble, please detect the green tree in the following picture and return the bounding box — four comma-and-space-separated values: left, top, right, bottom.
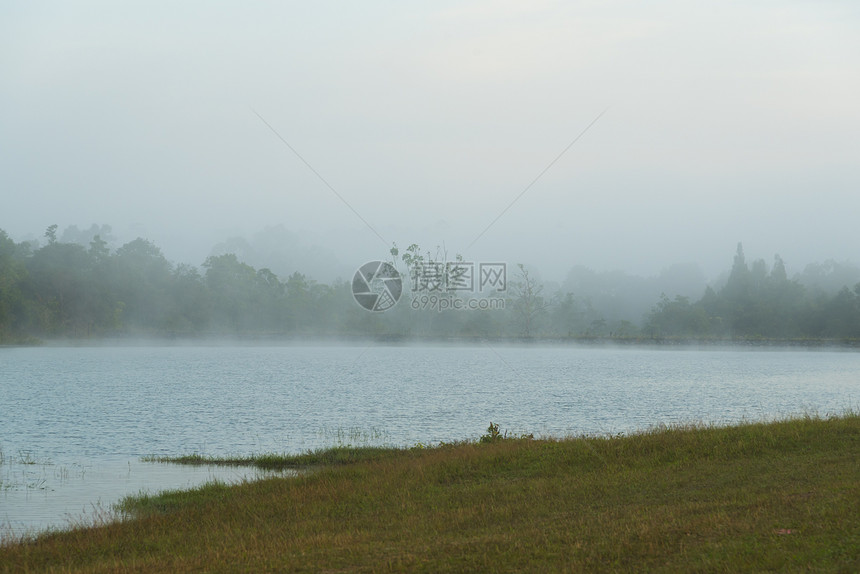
0, 230, 27, 340
24, 240, 96, 335
723, 243, 750, 302
819, 285, 860, 339
44, 224, 58, 245
645, 294, 710, 337
545, 292, 607, 338
510, 264, 547, 337
112, 238, 174, 332
203, 253, 289, 333
163, 264, 210, 334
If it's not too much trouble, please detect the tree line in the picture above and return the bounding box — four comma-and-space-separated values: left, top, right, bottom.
1, 227, 858, 342
643, 244, 860, 340
0, 226, 361, 340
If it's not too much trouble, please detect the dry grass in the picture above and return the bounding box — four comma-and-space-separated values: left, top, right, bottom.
2, 414, 858, 572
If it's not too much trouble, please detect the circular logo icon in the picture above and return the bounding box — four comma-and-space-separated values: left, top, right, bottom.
352, 261, 402, 312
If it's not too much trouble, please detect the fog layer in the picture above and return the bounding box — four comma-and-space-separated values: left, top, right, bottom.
2, 2, 859, 278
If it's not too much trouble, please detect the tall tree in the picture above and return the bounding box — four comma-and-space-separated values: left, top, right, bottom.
0, 230, 27, 340
510, 264, 548, 337
112, 238, 174, 331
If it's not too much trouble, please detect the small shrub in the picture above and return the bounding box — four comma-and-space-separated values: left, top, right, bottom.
479, 422, 534, 443
480, 422, 502, 443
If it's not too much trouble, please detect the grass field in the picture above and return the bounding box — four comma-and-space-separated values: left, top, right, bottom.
1, 414, 858, 572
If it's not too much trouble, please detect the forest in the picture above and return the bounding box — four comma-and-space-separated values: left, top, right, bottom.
1, 225, 859, 343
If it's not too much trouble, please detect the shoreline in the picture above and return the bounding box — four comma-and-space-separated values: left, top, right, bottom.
5, 333, 860, 350
2, 414, 858, 571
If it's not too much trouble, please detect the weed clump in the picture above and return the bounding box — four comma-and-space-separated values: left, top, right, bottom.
479, 421, 534, 443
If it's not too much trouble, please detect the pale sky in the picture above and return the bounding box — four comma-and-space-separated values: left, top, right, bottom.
2, 1, 858, 281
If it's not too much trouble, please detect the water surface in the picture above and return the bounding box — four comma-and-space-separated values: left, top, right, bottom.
2, 343, 857, 537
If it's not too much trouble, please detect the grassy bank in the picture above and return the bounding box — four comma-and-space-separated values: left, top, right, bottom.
2, 415, 858, 572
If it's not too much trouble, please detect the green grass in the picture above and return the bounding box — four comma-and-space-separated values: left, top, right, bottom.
2, 414, 858, 572
142, 445, 408, 470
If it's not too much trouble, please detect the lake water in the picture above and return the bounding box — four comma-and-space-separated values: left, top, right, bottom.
2, 343, 858, 538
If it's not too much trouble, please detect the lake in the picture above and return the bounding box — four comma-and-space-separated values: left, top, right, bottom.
2, 343, 858, 538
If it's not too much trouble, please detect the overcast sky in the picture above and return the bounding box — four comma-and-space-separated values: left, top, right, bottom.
2, 1, 858, 281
